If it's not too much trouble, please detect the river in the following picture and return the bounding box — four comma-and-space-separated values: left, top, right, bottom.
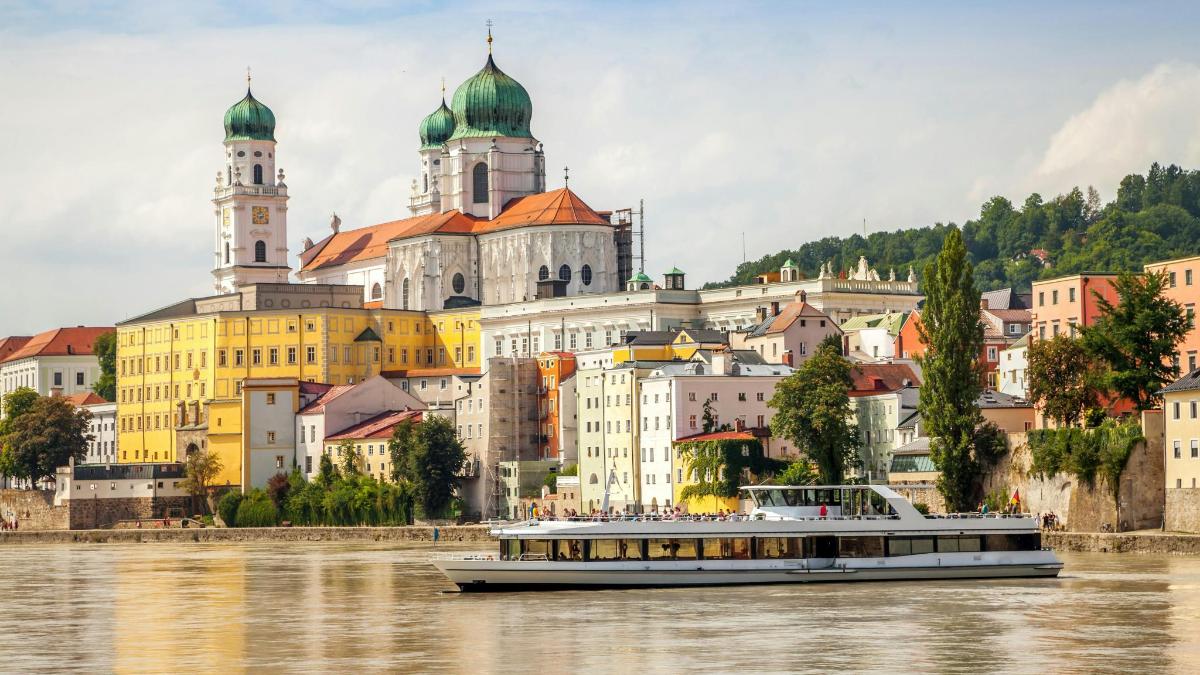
0, 543, 1194, 673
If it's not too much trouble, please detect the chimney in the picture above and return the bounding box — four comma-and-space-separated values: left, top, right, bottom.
782, 350, 793, 366
712, 349, 732, 375
735, 418, 745, 432
770, 301, 780, 316
798, 290, 808, 304
980, 298, 989, 310
755, 307, 768, 323
50, 386, 63, 397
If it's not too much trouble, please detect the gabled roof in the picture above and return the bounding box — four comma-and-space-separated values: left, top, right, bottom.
674, 328, 727, 344
622, 331, 677, 346
1161, 369, 1200, 395
354, 327, 382, 342
977, 390, 1032, 408
326, 410, 423, 441
298, 384, 356, 414
849, 363, 921, 396
747, 300, 834, 338
3, 327, 113, 363
839, 312, 907, 336
984, 308, 1033, 323
63, 392, 106, 406
485, 188, 609, 232
0, 336, 32, 361
675, 430, 760, 443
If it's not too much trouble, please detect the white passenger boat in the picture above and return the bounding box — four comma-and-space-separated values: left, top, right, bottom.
433, 485, 1063, 591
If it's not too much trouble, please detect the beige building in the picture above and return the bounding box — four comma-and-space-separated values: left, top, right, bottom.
1163, 373, 1200, 509
729, 291, 842, 366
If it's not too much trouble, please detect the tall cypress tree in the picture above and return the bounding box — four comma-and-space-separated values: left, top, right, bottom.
917, 226, 987, 511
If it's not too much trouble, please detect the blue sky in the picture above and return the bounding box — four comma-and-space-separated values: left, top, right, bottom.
2, 1, 1200, 333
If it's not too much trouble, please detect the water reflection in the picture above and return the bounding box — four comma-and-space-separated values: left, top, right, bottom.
0, 545, 1196, 673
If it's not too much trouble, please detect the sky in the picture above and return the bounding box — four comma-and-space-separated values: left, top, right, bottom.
3, 0, 1200, 334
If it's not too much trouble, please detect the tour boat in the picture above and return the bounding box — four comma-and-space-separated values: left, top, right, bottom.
432, 485, 1063, 591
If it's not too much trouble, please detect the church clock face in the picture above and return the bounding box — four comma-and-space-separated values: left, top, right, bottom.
252, 206, 270, 225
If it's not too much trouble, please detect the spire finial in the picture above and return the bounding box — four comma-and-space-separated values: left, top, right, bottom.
486, 19, 493, 54
246, 66, 251, 88
564, 166, 569, 188
441, 76, 446, 97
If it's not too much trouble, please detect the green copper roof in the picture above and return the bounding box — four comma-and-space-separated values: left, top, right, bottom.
629, 272, 653, 283
781, 258, 798, 268
666, 267, 685, 275
448, 54, 533, 141
224, 88, 276, 142
419, 98, 456, 150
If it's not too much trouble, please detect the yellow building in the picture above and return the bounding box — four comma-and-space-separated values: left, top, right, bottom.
116, 283, 480, 487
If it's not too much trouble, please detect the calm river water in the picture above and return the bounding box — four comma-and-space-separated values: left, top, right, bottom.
0, 543, 1196, 673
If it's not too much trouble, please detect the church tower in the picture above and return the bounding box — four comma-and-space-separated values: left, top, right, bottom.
429, 30, 546, 219
212, 75, 291, 294
409, 84, 456, 216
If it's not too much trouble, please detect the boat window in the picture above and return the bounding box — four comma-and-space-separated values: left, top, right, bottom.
501, 539, 519, 560
838, 536, 885, 558
519, 539, 552, 559
886, 536, 935, 556
588, 539, 642, 561
701, 538, 751, 560
937, 535, 982, 553
647, 538, 697, 560
809, 536, 837, 558
557, 539, 584, 561
985, 533, 1040, 552
755, 537, 804, 559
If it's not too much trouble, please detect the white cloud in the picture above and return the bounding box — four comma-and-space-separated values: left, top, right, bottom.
1032, 62, 1200, 196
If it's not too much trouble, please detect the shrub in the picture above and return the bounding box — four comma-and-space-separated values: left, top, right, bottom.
234, 489, 279, 527
217, 490, 243, 527
912, 502, 930, 515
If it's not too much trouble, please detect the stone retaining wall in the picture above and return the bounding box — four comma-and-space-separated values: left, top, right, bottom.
1045, 531, 1200, 555
1165, 489, 1200, 533
0, 490, 68, 530
0, 525, 494, 545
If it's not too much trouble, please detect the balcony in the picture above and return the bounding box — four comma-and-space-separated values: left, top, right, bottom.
213, 184, 286, 199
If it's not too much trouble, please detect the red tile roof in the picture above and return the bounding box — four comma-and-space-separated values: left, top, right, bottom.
298, 384, 356, 414
984, 308, 1033, 323
299, 189, 609, 271
326, 410, 423, 441
764, 300, 834, 335
849, 363, 921, 396
381, 367, 481, 378
3, 327, 113, 364
676, 431, 758, 443
63, 392, 107, 406
0, 337, 32, 361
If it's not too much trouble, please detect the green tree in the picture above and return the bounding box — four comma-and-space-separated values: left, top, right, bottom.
775, 459, 820, 486
1079, 270, 1190, 410
338, 439, 361, 476
316, 452, 337, 488
768, 340, 860, 483
91, 331, 117, 402
179, 449, 224, 514
387, 419, 416, 483
0, 395, 91, 484
917, 226, 989, 512
1026, 335, 1106, 426
678, 437, 782, 505
391, 415, 466, 518
701, 398, 718, 433
0, 388, 39, 435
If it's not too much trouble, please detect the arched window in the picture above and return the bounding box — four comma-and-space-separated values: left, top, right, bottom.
254, 240, 266, 262
589, 473, 599, 485
370, 283, 382, 300
472, 163, 489, 204
538, 265, 549, 281
452, 273, 465, 294
226, 164, 232, 186
558, 264, 571, 282
402, 278, 410, 310
223, 242, 230, 264
422, 173, 428, 193
253, 164, 263, 185
580, 264, 593, 286
640, 282, 650, 290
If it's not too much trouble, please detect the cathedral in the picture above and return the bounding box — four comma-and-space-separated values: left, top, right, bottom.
209, 35, 630, 309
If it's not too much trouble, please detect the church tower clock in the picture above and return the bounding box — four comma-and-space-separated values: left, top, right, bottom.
212, 73, 291, 294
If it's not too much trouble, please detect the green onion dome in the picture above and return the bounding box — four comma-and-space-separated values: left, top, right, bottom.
223, 88, 276, 142
419, 98, 456, 150
448, 54, 533, 141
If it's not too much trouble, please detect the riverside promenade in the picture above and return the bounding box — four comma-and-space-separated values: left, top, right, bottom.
0, 525, 494, 545
1046, 530, 1200, 555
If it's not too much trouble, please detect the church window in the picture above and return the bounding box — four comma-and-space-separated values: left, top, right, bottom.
370, 283, 382, 300
581, 264, 593, 286
253, 164, 264, 185
472, 163, 489, 204
452, 273, 465, 294
402, 279, 410, 310
423, 173, 428, 193
227, 165, 232, 186
224, 242, 230, 264
538, 265, 549, 281
254, 240, 267, 263
254, 151, 262, 158
559, 264, 572, 282
237, 151, 245, 157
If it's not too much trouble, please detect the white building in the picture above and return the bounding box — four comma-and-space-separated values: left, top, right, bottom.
841, 312, 908, 363
295, 375, 425, 478
557, 372, 578, 464
637, 353, 795, 511
999, 333, 1030, 397
81, 399, 118, 464
848, 363, 922, 481
0, 327, 112, 416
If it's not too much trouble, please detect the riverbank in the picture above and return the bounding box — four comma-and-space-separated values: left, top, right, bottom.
0, 525, 494, 545
1046, 530, 1200, 555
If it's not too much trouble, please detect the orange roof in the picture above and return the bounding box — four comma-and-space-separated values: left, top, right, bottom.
300, 188, 609, 271
326, 410, 423, 441
849, 363, 921, 396
676, 430, 759, 443
298, 384, 356, 414
63, 392, 107, 406
0, 337, 32, 361
3, 327, 113, 363
765, 301, 834, 335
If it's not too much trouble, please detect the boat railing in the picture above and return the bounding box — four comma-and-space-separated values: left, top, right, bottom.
507, 513, 904, 525
927, 512, 1033, 520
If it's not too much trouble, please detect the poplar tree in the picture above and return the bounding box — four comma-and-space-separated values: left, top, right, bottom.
917, 226, 988, 511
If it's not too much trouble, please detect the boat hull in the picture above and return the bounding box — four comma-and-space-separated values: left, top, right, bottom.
434, 553, 1063, 592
